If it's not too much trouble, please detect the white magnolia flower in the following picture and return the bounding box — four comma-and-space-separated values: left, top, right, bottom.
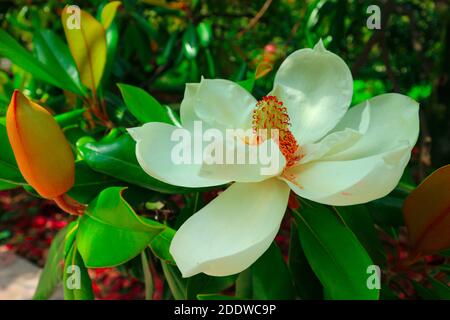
129, 41, 419, 277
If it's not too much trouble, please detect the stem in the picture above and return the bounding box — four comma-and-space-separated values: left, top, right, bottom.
53, 193, 86, 216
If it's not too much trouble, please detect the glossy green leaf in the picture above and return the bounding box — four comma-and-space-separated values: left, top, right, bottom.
149, 227, 175, 263
55, 109, 86, 128
76, 187, 165, 267
186, 273, 237, 300
33, 29, 85, 95
0, 29, 79, 93
67, 161, 118, 204
197, 22, 212, 47
77, 134, 189, 193
118, 83, 176, 124
33, 225, 68, 300
288, 221, 323, 299
294, 203, 379, 300
183, 24, 198, 59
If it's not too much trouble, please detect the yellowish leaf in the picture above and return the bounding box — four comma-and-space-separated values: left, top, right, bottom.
403, 165, 450, 255
61, 6, 106, 92
101, 1, 122, 30
255, 61, 273, 79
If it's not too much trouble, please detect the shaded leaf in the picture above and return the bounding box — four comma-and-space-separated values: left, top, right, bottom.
186, 274, 236, 300
403, 165, 450, 255
294, 204, 379, 300
288, 221, 323, 299
334, 205, 385, 264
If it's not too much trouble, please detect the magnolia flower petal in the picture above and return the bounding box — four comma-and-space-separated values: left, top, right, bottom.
272, 40, 353, 145
170, 178, 290, 277
283, 93, 419, 205
199, 135, 286, 183
180, 83, 201, 130
180, 78, 257, 130
283, 143, 412, 205
328, 93, 419, 160
299, 128, 364, 165
129, 122, 229, 188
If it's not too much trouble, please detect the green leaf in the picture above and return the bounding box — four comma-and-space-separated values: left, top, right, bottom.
186, 274, 237, 300
149, 227, 176, 263
141, 251, 154, 300
76, 187, 165, 267
77, 134, 189, 193
293, 203, 379, 300
429, 277, 450, 299
288, 221, 323, 299
63, 242, 94, 300
367, 195, 404, 227
55, 109, 86, 128
334, 205, 386, 264
412, 280, 437, 300
0, 180, 17, 190
236, 242, 294, 300
238, 77, 255, 93
182, 24, 198, 59
197, 22, 212, 47
0, 122, 26, 185
162, 261, 187, 300
0, 29, 80, 93
33, 30, 85, 95
117, 83, 176, 124
33, 225, 68, 300
68, 161, 118, 204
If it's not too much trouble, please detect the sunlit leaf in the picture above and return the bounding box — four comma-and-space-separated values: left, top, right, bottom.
118, 83, 177, 124
62, 6, 107, 92
101, 1, 122, 30
76, 187, 165, 267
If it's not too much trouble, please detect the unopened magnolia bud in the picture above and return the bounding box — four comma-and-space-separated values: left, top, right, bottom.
6, 90, 75, 199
